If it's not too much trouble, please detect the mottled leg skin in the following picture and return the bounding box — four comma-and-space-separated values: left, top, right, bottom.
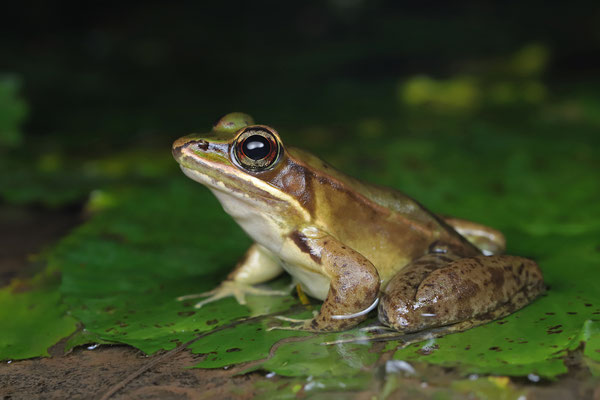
379, 252, 545, 334
177, 243, 287, 308
442, 216, 506, 255
277, 234, 380, 332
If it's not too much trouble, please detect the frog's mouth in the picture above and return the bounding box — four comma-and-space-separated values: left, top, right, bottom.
177, 157, 290, 211
179, 160, 271, 196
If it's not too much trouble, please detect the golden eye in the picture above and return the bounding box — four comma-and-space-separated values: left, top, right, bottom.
233, 127, 281, 171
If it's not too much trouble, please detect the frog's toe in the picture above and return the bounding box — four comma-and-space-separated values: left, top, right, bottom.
176, 284, 231, 305
267, 318, 312, 332
177, 280, 290, 308
176, 288, 217, 302
273, 315, 309, 323
242, 285, 290, 297
267, 311, 321, 331
194, 293, 229, 309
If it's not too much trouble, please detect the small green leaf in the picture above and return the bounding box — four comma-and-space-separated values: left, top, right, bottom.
0, 76, 28, 148
0, 286, 77, 360
64, 329, 116, 352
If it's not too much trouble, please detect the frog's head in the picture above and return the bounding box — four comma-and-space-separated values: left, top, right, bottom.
172, 113, 312, 221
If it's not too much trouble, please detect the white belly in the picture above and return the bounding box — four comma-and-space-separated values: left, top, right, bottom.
281, 260, 330, 301
210, 188, 287, 255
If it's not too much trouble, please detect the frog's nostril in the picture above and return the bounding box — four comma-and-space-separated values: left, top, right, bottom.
196, 140, 209, 151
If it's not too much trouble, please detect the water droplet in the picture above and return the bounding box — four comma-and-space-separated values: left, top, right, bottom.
304, 381, 325, 391
385, 360, 416, 375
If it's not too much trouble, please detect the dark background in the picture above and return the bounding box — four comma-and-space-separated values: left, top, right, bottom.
2, 0, 599, 144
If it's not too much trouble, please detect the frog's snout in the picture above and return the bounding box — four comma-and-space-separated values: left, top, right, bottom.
172, 136, 191, 152
172, 138, 185, 160
172, 137, 209, 160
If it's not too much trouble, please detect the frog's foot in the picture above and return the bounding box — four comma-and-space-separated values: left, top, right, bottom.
177, 280, 289, 309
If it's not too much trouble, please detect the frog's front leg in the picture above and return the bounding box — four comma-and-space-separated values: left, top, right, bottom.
378, 251, 545, 333
277, 228, 380, 332
177, 243, 287, 308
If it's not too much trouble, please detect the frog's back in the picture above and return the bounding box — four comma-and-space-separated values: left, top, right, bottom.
287, 147, 446, 230
283, 148, 475, 282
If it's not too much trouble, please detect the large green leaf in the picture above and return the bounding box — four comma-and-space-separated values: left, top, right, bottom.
45, 150, 599, 381
52, 180, 310, 355
2, 98, 599, 383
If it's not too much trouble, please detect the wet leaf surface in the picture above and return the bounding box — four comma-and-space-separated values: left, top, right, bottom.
249, 333, 379, 378
53, 181, 275, 355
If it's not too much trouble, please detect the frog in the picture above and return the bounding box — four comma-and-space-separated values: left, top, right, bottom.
172, 112, 545, 334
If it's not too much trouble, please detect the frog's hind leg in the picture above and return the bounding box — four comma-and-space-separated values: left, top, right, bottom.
326, 281, 543, 346
435, 285, 542, 334
378, 253, 545, 334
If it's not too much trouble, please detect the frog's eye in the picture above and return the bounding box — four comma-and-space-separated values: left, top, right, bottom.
233, 127, 281, 171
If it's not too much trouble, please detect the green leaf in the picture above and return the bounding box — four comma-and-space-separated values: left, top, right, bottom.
64, 328, 116, 352
0, 284, 77, 360
0, 76, 27, 148
188, 318, 311, 369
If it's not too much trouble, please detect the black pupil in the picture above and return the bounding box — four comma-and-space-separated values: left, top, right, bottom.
242, 135, 271, 160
